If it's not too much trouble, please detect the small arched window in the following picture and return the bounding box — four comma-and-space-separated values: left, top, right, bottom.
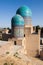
24, 34, 25, 37
14, 41, 17, 45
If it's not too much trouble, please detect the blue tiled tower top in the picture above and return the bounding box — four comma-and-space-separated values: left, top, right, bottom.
16, 6, 32, 17
11, 14, 24, 26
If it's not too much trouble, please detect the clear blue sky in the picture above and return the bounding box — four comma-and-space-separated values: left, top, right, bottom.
0, 0, 43, 28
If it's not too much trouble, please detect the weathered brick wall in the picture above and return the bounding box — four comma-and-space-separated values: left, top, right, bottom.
22, 33, 40, 57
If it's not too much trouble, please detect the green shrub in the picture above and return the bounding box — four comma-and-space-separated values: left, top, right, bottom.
6, 52, 9, 54
13, 52, 21, 59
4, 63, 7, 65
11, 63, 14, 65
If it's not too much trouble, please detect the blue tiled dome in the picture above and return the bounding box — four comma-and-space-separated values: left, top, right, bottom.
11, 14, 24, 26
16, 6, 32, 17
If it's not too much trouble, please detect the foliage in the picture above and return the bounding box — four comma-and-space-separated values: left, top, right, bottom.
13, 52, 21, 59
4, 63, 7, 65
11, 63, 14, 65
6, 52, 9, 54
41, 27, 43, 33
36, 25, 41, 32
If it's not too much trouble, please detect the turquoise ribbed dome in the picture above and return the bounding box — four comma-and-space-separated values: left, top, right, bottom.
11, 14, 24, 26
16, 6, 32, 17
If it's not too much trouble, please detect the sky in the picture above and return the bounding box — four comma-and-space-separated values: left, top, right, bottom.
0, 0, 43, 28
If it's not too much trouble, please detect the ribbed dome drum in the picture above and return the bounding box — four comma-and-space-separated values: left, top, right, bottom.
11, 14, 24, 38
16, 6, 32, 25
